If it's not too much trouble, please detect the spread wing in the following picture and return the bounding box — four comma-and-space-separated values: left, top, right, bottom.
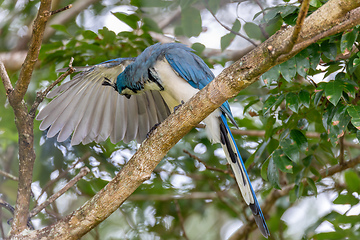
36, 58, 170, 145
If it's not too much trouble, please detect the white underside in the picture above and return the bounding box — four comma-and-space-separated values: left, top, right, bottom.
154, 59, 221, 143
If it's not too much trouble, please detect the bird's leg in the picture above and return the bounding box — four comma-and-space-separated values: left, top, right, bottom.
174, 100, 185, 113
146, 123, 161, 139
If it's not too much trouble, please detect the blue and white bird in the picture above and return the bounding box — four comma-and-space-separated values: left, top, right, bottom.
37, 42, 269, 237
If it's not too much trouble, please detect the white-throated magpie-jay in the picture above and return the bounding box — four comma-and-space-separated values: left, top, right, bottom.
37, 42, 269, 237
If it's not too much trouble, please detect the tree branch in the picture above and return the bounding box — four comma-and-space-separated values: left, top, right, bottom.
8, 0, 53, 236
0, 169, 18, 181
0, 61, 13, 95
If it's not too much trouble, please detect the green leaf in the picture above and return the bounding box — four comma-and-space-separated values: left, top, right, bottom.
313, 90, 324, 106
82, 30, 98, 39
325, 80, 344, 106
280, 138, 299, 163
347, 105, 360, 130
264, 116, 276, 140
263, 95, 279, 114
243, 22, 264, 41
273, 149, 293, 173
344, 170, 360, 193
181, 7, 202, 37
327, 104, 350, 145
191, 43, 205, 54
333, 193, 359, 206
321, 41, 338, 61
267, 156, 281, 189
130, 0, 171, 7
290, 129, 308, 152
220, 19, 241, 51
51, 24, 70, 34
299, 90, 310, 108
324, 63, 342, 78
310, 0, 322, 7
207, 0, 220, 13
280, 57, 296, 82
306, 177, 317, 196
142, 17, 162, 33
261, 65, 280, 86
307, 44, 321, 70
340, 29, 359, 53
111, 12, 140, 29
286, 92, 299, 113
261, 158, 269, 181
295, 50, 310, 78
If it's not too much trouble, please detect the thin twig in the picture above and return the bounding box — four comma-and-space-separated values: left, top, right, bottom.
252, 0, 265, 16
36, 152, 91, 202
0, 198, 15, 215
0, 198, 34, 230
209, 10, 258, 47
50, 4, 72, 15
30, 167, 90, 218
0, 61, 13, 95
174, 200, 189, 240
0, 169, 18, 181
183, 149, 231, 175
128, 192, 218, 201
29, 57, 75, 117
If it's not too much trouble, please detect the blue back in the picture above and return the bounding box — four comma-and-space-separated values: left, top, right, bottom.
117, 43, 237, 126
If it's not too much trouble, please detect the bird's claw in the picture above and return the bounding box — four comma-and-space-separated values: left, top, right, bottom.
174, 100, 185, 113
146, 123, 161, 139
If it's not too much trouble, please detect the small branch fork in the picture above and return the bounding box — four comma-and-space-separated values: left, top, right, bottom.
287, 0, 310, 51
209, 10, 258, 47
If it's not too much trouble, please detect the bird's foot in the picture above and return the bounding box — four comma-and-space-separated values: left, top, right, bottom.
174, 100, 185, 113
146, 123, 161, 139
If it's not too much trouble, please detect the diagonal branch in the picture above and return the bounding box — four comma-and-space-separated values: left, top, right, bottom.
30, 167, 90, 218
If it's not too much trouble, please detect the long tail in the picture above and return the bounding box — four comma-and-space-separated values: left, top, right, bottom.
219, 114, 270, 238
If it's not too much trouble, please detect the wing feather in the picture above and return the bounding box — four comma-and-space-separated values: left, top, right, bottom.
36, 58, 170, 145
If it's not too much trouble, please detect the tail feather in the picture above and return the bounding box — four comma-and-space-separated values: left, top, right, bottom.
219, 114, 270, 238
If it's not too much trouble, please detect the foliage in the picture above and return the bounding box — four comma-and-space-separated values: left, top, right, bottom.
1, 0, 360, 239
